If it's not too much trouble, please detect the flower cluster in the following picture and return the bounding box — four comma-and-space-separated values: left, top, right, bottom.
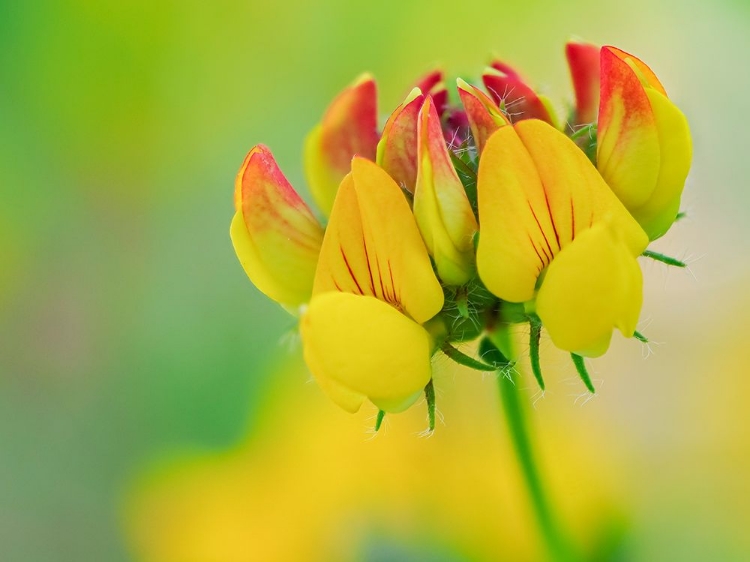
231, 42, 692, 423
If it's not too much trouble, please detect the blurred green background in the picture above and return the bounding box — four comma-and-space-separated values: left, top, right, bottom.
2, 0, 749, 560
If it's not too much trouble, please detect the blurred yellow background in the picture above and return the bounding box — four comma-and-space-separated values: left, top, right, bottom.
2, 0, 749, 560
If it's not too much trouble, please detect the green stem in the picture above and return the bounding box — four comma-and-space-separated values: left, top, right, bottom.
498, 373, 578, 562
487, 331, 578, 561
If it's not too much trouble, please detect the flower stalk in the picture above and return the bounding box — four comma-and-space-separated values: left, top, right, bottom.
498, 370, 578, 562
482, 336, 578, 562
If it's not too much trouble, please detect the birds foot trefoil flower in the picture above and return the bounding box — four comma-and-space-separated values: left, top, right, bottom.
230, 42, 693, 430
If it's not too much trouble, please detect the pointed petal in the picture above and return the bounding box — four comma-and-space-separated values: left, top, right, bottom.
489, 60, 524, 80
413, 69, 448, 116
536, 224, 643, 357
597, 47, 661, 210
231, 146, 324, 308
301, 292, 433, 413
413, 96, 478, 285
303, 74, 379, 216
565, 40, 601, 125
603, 46, 667, 95
482, 67, 554, 124
376, 87, 424, 193
313, 158, 443, 323
456, 78, 509, 154
476, 120, 647, 303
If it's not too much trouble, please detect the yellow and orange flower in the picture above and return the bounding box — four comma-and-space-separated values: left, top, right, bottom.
230, 145, 323, 310
302, 158, 444, 413
566, 44, 693, 240
476, 119, 648, 357
231, 43, 693, 416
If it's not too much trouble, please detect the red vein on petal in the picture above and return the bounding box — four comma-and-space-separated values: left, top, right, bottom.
528, 203, 553, 262
340, 247, 364, 295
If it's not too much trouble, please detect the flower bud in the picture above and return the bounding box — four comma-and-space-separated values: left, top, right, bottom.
565, 39, 601, 125
597, 46, 692, 240
304, 74, 379, 216
376, 87, 424, 192
413, 69, 448, 117
482, 62, 556, 125
413, 96, 478, 286
456, 78, 509, 154
231, 145, 324, 309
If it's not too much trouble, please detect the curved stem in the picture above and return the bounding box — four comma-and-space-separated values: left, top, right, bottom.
498, 374, 578, 561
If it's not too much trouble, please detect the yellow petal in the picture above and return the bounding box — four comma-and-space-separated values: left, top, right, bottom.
413, 96, 478, 286
313, 158, 444, 324
231, 146, 324, 308
630, 89, 693, 240
476, 120, 647, 304
376, 87, 424, 193
536, 224, 643, 357
597, 47, 661, 210
303, 74, 379, 217
300, 292, 433, 413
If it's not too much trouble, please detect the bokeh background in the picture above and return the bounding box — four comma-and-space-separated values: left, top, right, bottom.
2, 0, 749, 560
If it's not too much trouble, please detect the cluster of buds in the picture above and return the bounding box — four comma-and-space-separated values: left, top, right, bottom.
231, 41, 692, 427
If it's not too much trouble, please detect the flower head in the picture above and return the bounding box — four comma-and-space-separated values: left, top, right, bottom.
231, 43, 694, 423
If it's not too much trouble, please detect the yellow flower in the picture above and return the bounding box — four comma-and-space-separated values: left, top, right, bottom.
230, 145, 324, 310
413, 95, 478, 285
597, 46, 692, 240
301, 157, 444, 413
378, 89, 478, 285
476, 119, 648, 357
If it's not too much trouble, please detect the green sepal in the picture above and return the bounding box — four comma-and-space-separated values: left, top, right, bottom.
478, 337, 512, 369
571, 354, 595, 393
374, 410, 386, 432
425, 379, 436, 432
528, 317, 545, 391
441, 342, 497, 371
642, 249, 686, 267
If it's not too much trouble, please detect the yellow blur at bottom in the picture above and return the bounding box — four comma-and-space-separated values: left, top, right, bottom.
123, 352, 627, 562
